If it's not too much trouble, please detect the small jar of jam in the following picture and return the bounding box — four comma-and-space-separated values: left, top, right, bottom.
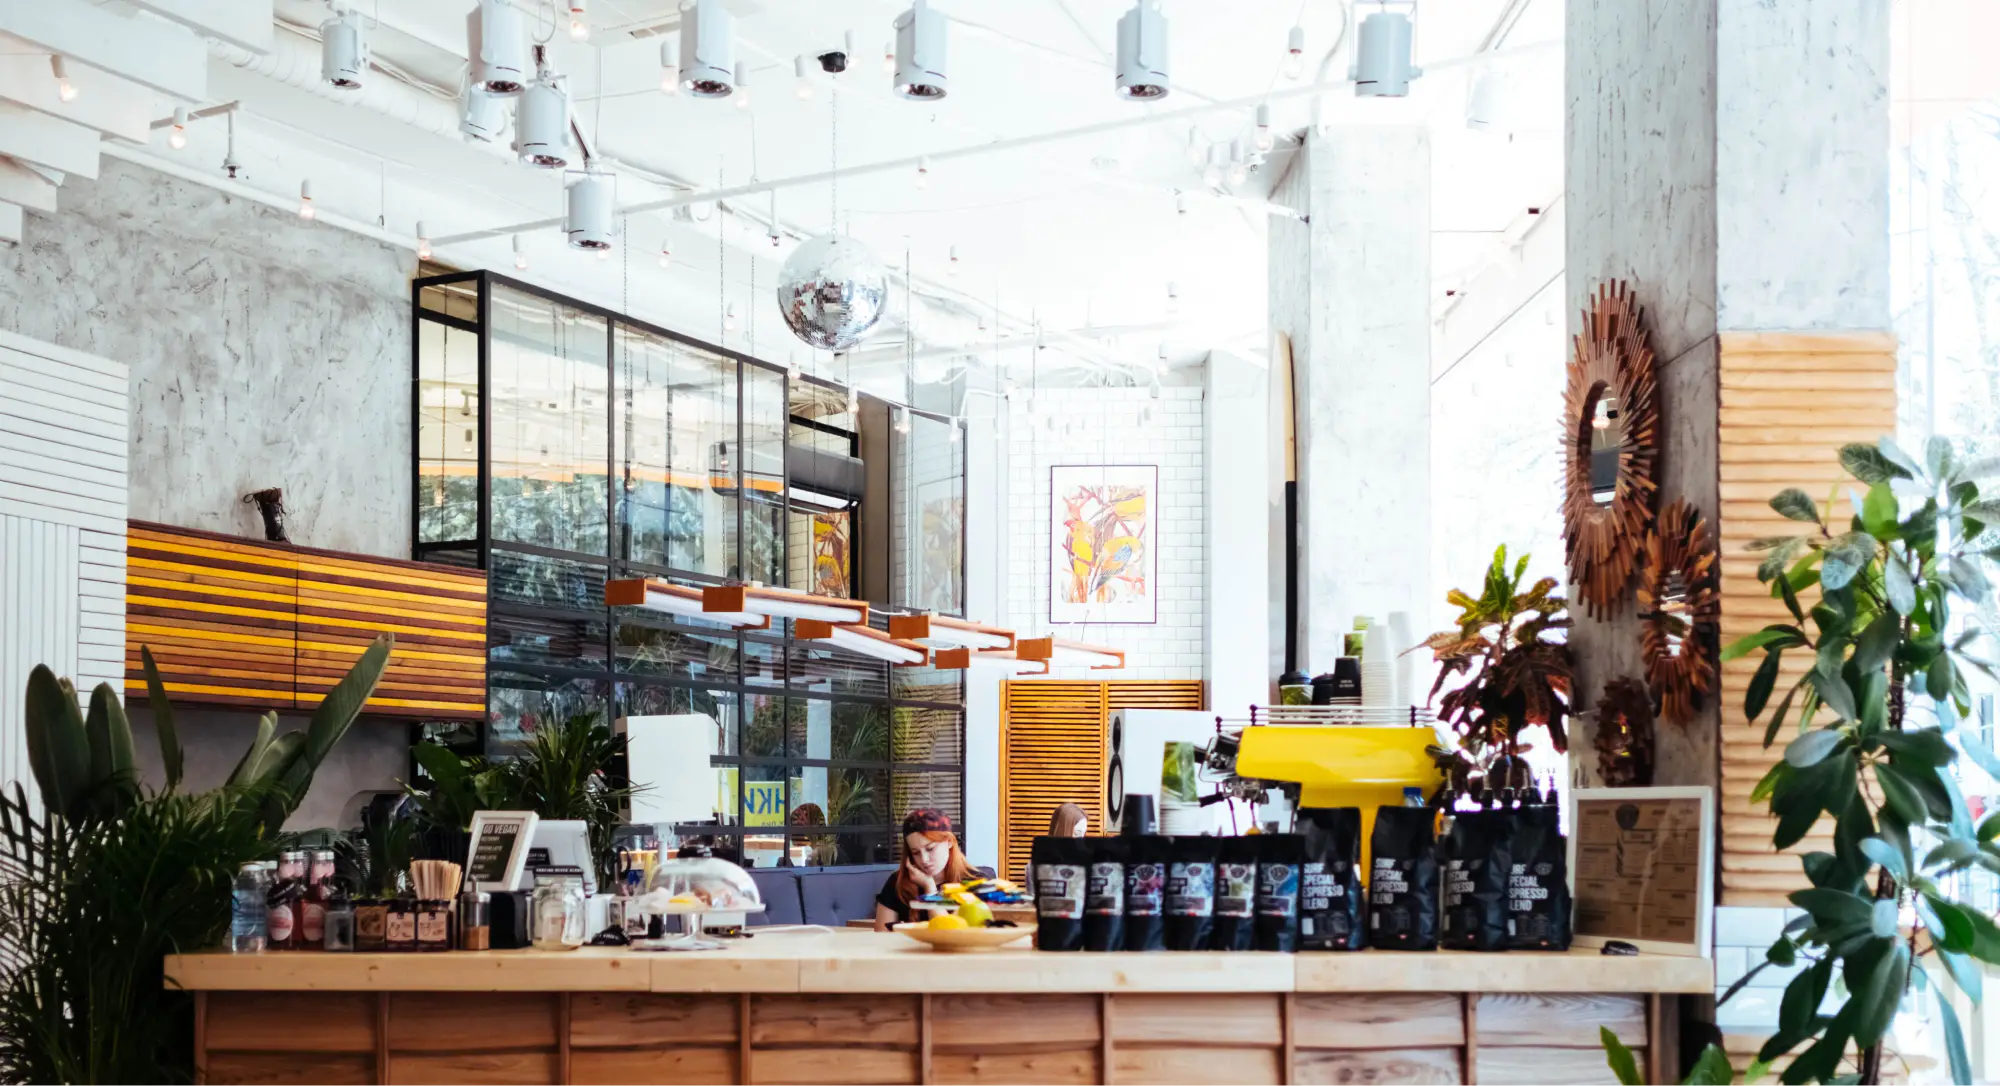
385, 898, 417, 951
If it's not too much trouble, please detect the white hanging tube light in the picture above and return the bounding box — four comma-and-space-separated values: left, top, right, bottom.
794, 620, 929, 667
607, 578, 768, 629
1017, 636, 1125, 670
794, 55, 814, 100
734, 62, 752, 110
679, 0, 736, 97
893, 0, 947, 99
567, 0, 589, 41
512, 233, 528, 269
704, 584, 868, 625
932, 646, 1048, 676
468, 0, 530, 95
1114, 0, 1169, 100
886, 613, 1015, 652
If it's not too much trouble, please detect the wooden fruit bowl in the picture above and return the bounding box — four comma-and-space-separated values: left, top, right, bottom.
891, 922, 1036, 952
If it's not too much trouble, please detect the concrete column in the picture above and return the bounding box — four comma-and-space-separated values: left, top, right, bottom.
1566, 0, 1889, 789
1203, 349, 1270, 716
1269, 126, 1433, 676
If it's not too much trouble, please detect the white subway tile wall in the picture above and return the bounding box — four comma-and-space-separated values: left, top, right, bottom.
1005, 387, 1205, 680
1712, 905, 1818, 1030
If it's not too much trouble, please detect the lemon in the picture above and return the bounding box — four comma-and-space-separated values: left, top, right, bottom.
927, 913, 969, 930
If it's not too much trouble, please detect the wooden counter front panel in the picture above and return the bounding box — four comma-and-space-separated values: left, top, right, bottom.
191, 988, 1654, 1085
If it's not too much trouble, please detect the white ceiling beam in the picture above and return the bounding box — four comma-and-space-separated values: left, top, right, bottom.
0, 201, 21, 245
0, 0, 208, 102
0, 159, 58, 213
0, 103, 100, 179
0, 36, 156, 142
125, 0, 274, 55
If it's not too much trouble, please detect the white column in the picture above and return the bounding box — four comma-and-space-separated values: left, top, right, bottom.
1203, 349, 1270, 716
960, 387, 1004, 867
1269, 125, 1432, 675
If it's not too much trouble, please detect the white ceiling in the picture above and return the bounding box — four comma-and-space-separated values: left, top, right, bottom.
24, 0, 1564, 396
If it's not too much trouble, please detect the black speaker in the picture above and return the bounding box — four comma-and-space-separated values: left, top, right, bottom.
1105, 711, 1126, 831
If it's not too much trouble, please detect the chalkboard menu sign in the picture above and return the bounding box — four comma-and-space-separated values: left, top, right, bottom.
465, 811, 539, 892
1566, 787, 1714, 957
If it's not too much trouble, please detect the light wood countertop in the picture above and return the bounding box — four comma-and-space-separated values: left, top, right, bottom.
164, 931, 1713, 995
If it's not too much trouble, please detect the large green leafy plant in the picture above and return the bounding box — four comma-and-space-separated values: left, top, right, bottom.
0, 638, 390, 1084
1720, 437, 2000, 1085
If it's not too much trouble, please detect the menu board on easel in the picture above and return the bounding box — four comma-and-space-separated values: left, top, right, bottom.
465, 810, 539, 892
1567, 787, 1714, 957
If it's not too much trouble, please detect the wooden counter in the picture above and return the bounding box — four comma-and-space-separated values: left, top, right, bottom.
167, 931, 1711, 1085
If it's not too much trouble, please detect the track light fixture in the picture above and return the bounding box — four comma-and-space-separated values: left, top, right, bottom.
1114, 0, 1169, 100
1353, 11, 1421, 98
416, 221, 432, 261
515, 57, 571, 168
321, 5, 368, 90
567, 0, 589, 41
460, 86, 506, 142
513, 234, 528, 270
167, 107, 188, 150
50, 56, 76, 102
794, 55, 813, 100
468, 0, 529, 95
893, 0, 947, 99
566, 167, 614, 250
734, 62, 751, 110
1254, 102, 1274, 152
297, 180, 316, 220
679, 0, 736, 97
1282, 25, 1305, 80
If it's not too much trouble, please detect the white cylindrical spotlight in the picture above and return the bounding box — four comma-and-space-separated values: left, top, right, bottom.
514, 72, 571, 168
680, 0, 736, 98
893, 0, 947, 99
1227, 138, 1249, 185
468, 0, 530, 95
460, 86, 506, 142
1114, 1, 1169, 100
1354, 11, 1419, 98
566, 170, 614, 250
321, 8, 368, 90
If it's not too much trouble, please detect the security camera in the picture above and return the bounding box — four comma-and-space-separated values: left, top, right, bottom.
817, 50, 847, 74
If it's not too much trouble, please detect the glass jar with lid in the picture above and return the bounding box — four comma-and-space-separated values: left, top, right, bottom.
531, 868, 587, 950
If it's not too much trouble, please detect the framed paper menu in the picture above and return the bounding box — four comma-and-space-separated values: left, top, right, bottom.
466, 811, 539, 893
1566, 787, 1714, 957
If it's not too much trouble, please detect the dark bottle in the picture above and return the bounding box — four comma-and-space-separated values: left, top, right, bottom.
299, 849, 336, 950
266, 852, 306, 951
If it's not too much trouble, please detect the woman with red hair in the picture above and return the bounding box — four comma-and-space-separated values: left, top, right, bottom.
873, 808, 979, 931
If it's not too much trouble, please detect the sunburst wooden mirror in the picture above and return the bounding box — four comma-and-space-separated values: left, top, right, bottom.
1637, 498, 1720, 724
1562, 280, 1660, 617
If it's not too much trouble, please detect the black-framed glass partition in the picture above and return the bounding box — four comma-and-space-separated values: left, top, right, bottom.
414, 270, 967, 866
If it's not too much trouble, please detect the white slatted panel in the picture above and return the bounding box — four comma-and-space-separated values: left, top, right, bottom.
0, 328, 128, 803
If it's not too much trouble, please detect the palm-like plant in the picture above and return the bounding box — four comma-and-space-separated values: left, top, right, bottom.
483, 713, 642, 889
1418, 544, 1574, 753
0, 637, 390, 1084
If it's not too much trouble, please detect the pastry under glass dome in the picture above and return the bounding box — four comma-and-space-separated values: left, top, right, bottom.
628, 851, 765, 951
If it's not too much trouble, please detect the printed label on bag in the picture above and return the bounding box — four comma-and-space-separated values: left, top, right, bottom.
1036, 863, 1086, 919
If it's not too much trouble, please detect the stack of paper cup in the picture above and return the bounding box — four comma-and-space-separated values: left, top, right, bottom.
1387, 611, 1417, 708
1362, 623, 1396, 709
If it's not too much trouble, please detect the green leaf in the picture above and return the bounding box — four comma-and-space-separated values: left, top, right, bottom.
300, 635, 392, 772
1980, 811, 2000, 843
1599, 1027, 1642, 1086
1950, 556, 1991, 603
1858, 836, 1907, 880
83, 682, 136, 794
1885, 549, 1918, 614
1874, 761, 1927, 826
1935, 985, 1973, 1086
225, 712, 277, 789
1861, 482, 1901, 539
1924, 838, 1980, 872
1820, 532, 1878, 590
1927, 434, 1957, 483
23, 666, 91, 820
1853, 612, 1899, 676
1723, 625, 1806, 663
1790, 886, 1873, 928
140, 644, 182, 791
1746, 534, 1803, 552
1966, 906, 2000, 964
1784, 728, 1845, 767
1682, 1045, 1735, 1086
1842, 442, 1909, 484
1766, 936, 1797, 967
1936, 945, 1983, 1005
1880, 757, 1953, 821
1880, 436, 1928, 480
1744, 1058, 1774, 1086
1870, 897, 1898, 937
1879, 727, 1954, 766
1771, 487, 1822, 524
1778, 957, 1833, 1043
1751, 760, 1791, 803
1957, 726, 2000, 781
1921, 895, 1977, 954
1759, 536, 1809, 582
1809, 666, 1859, 722
1747, 650, 1782, 720
1850, 941, 1910, 1047
1777, 571, 1805, 621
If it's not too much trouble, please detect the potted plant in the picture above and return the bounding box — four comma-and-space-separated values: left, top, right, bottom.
1603, 436, 2000, 1085
0, 638, 390, 1083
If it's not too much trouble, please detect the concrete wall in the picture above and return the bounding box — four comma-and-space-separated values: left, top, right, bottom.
0, 156, 411, 557
127, 707, 410, 831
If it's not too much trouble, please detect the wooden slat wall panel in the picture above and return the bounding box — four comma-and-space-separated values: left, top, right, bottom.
1716, 332, 1898, 906
124, 521, 488, 720
998, 680, 1204, 882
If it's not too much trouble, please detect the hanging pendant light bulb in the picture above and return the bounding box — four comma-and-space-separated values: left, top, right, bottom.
567, 0, 589, 41
767, 189, 781, 247
882, 41, 895, 75
1114, 0, 1170, 100
321, 5, 369, 90
468, 0, 530, 95
1165, 281, 1179, 314
1282, 25, 1306, 80
167, 106, 188, 150
794, 55, 814, 100
658, 240, 672, 268
915, 155, 931, 189
297, 180, 316, 220
947, 245, 960, 276
50, 56, 76, 102
893, 0, 948, 99
734, 62, 752, 110
416, 221, 432, 261
1227, 139, 1249, 186
1254, 102, 1274, 152
513, 234, 528, 270
725, 302, 739, 332
679, 0, 736, 97
1202, 144, 1224, 188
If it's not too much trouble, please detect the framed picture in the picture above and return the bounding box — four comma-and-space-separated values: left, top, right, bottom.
465, 810, 539, 893
1049, 464, 1157, 625
1565, 786, 1715, 957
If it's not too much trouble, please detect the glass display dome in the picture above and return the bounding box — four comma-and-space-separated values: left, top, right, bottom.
630, 849, 765, 951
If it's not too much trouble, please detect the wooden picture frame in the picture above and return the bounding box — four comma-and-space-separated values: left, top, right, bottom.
1562, 280, 1660, 618
1566, 786, 1714, 958
1638, 499, 1720, 724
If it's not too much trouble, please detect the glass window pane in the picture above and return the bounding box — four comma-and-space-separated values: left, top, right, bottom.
892, 771, 962, 831
418, 279, 479, 323
490, 285, 609, 555
615, 683, 738, 809
489, 551, 607, 611
741, 693, 794, 759
613, 609, 740, 683
786, 415, 857, 597
893, 411, 964, 614
833, 702, 892, 762
789, 642, 890, 699
893, 706, 962, 766
793, 830, 889, 868
489, 610, 607, 671
487, 673, 608, 755
892, 661, 963, 705
613, 324, 738, 576
417, 318, 481, 544
742, 637, 787, 690
742, 365, 786, 585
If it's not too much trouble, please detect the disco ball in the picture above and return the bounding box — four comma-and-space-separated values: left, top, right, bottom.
776, 233, 889, 351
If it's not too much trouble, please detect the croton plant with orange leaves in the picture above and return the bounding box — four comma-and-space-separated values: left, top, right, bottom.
1417, 544, 1574, 754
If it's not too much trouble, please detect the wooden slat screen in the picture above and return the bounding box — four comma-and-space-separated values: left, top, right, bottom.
125, 521, 487, 720
1717, 331, 1898, 906
998, 679, 1205, 881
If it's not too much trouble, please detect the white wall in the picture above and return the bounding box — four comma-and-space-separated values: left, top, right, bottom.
1004, 385, 1206, 679
1203, 351, 1271, 715
0, 328, 128, 804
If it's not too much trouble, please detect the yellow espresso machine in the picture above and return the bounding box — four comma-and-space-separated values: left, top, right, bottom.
1205, 714, 1446, 877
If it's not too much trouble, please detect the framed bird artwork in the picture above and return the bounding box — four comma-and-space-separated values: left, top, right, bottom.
1049, 464, 1158, 624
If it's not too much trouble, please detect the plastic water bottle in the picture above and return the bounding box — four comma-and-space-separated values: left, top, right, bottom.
231, 861, 269, 953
